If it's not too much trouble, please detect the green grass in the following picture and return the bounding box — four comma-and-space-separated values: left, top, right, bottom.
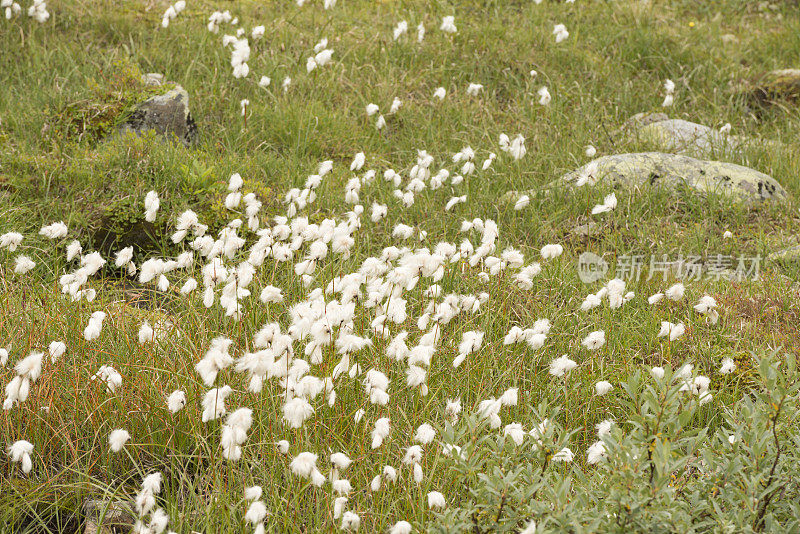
1, 0, 800, 532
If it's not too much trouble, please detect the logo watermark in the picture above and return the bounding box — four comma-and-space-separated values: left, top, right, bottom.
577, 253, 761, 283
577, 252, 609, 283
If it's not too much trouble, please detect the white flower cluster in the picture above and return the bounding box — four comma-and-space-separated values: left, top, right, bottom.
161, 0, 185, 28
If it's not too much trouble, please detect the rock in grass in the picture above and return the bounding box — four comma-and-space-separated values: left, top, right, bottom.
746, 69, 800, 108
621, 113, 778, 157
564, 153, 787, 202
504, 152, 788, 204
118, 85, 198, 146
620, 112, 670, 132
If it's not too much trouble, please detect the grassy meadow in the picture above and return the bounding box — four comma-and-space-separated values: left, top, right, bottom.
1, 0, 800, 532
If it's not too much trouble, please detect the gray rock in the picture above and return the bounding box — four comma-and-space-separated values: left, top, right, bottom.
504, 152, 788, 204
638, 119, 748, 156
565, 153, 787, 202
621, 112, 669, 132
622, 113, 777, 157
118, 85, 197, 146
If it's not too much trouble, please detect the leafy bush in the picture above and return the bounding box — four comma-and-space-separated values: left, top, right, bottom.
431, 353, 800, 533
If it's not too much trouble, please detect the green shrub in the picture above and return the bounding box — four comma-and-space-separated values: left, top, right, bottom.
431, 353, 800, 533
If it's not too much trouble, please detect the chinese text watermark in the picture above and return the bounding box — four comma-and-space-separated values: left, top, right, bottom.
578, 252, 760, 283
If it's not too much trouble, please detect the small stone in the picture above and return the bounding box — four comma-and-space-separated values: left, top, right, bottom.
118, 85, 198, 146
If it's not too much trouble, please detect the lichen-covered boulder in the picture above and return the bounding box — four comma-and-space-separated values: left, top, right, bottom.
637, 119, 760, 156
504, 152, 788, 204
621, 113, 777, 157
118, 85, 197, 146
564, 153, 787, 202
620, 112, 669, 133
